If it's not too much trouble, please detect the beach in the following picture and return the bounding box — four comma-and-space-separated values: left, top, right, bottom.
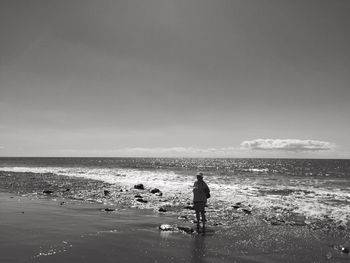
1, 159, 349, 262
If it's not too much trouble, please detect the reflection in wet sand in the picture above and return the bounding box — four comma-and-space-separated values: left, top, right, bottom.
191, 235, 207, 263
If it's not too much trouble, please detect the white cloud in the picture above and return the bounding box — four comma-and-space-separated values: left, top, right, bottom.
240, 139, 335, 152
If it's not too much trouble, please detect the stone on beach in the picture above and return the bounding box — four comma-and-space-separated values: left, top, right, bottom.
342, 247, 350, 254
158, 207, 167, 212
43, 190, 54, 195
333, 245, 350, 254
158, 224, 194, 234
242, 208, 252, 215
134, 184, 145, 190
177, 226, 194, 234
103, 208, 116, 212
150, 188, 161, 194
159, 224, 175, 231
136, 198, 148, 203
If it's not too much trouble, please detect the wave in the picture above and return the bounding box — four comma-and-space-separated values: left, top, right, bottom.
1, 166, 349, 227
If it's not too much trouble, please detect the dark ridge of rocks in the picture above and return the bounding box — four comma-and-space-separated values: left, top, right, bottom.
134, 184, 144, 190
0, 171, 112, 197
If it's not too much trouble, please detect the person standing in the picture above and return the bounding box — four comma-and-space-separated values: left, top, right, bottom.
193, 172, 210, 232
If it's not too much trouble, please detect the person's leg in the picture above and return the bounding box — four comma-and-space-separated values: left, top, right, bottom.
201, 210, 206, 231
195, 210, 200, 229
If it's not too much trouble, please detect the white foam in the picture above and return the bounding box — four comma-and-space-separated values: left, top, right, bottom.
1, 166, 349, 225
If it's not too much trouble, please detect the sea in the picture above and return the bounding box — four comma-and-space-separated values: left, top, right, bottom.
0, 157, 349, 229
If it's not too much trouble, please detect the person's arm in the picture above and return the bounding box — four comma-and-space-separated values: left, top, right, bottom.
204, 182, 210, 196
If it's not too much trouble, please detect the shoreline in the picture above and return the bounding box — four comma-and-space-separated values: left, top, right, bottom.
1, 171, 350, 262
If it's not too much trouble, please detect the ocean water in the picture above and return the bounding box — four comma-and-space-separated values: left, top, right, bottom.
1, 157, 350, 228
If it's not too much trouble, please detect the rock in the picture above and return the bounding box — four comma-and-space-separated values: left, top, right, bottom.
136, 198, 148, 203
232, 205, 240, 209
158, 207, 167, 212
104, 190, 110, 196
325, 252, 332, 260
332, 245, 350, 254
156, 192, 163, 197
270, 219, 283, 225
103, 208, 116, 212
178, 226, 194, 234
60, 201, 65, 205
341, 247, 349, 254
150, 188, 161, 194
242, 209, 252, 215
159, 224, 175, 231
178, 215, 188, 220
184, 205, 194, 210
134, 184, 145, 190
134, 194, 143, 198
43, 190, 54, 195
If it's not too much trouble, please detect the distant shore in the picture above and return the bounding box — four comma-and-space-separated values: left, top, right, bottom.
0, 171, 349, 262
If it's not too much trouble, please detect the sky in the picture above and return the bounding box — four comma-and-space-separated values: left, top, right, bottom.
0, 0, 349, 158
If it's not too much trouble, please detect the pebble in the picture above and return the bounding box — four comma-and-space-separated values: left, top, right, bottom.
134, 184, 145, 190
103, 208, 116, 212
136, 198, 148, 203
150, 188, 161, 194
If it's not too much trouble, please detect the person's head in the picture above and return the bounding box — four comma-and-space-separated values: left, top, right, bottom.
196, 172, 203, 181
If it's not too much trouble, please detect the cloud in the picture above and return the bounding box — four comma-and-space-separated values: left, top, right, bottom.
240, 139, 335, 152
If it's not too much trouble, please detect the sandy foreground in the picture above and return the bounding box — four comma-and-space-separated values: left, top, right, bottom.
0, 170, 349, 263
0, 191, 349, 263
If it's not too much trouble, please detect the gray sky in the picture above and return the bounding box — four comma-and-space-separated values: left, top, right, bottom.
1, 0, 349, 158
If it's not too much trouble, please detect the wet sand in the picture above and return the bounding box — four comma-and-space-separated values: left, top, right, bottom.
0, 192, 246, 263
1, 171, 350, 262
